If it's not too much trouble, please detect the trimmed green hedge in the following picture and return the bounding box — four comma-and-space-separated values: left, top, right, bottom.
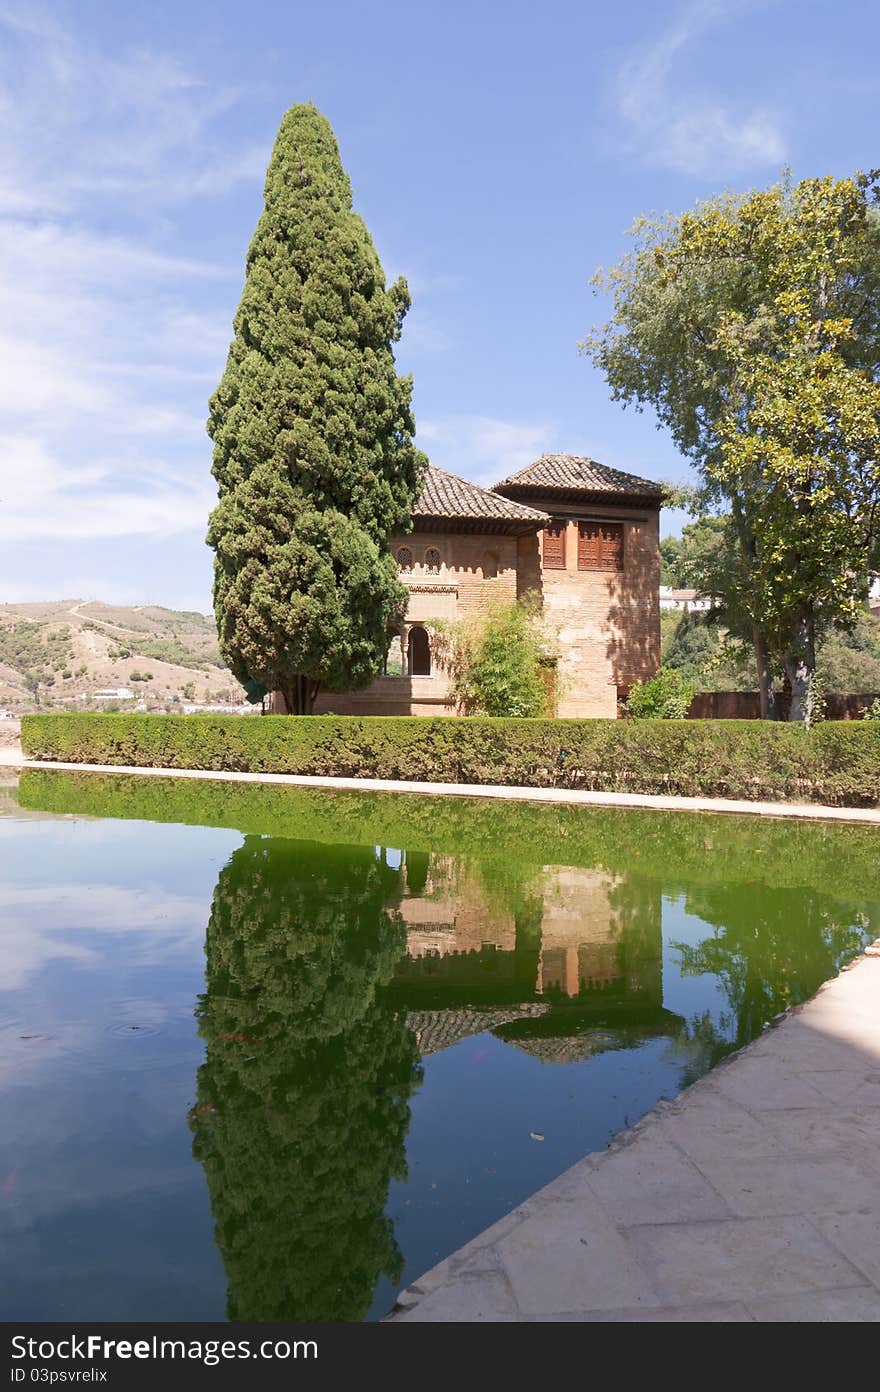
20, 711, 880, 805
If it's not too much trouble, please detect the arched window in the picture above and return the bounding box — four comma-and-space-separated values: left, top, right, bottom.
482, 550, 499, 579
407, 625, 431, 676
396, 546, 413, 573
425, 546, 441, 574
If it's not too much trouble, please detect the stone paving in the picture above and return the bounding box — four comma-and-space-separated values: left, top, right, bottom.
392, 946, 880, 1322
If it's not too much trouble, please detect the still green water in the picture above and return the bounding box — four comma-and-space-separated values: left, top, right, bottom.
1, 771, 877, 1322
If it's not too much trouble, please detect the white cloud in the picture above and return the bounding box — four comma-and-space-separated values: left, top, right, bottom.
416, 414, 559, 486
0, 880, 208, 991
0, 6, 265, 214
614, 1, 787, 176
0, 437, 215, 542
0, 9, 252, 556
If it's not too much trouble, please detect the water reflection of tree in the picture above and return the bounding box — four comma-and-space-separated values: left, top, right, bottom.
190, 837, 420, 1322
674, 886, 874, 1063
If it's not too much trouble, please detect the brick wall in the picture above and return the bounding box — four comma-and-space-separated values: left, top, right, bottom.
517, 501, 660, 719
313, 529, 520, 716
282, 507, 661, 719
687, 691, 880, 720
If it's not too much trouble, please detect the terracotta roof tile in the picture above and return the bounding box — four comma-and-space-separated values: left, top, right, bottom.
414, 463, 549, 524
493, 453, 665, 498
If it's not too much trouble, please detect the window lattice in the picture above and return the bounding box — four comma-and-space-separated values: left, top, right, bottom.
577, 521, 624, 571
542, 522, 566, 569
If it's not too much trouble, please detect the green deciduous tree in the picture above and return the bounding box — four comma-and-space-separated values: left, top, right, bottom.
660, 515, 728, 588
663, 507, 880, 695
207, 104, 425, 714
661, 514, 764, 692
662, 611, 723, 682
586, 175, 880, 722
816, 613, 880, 692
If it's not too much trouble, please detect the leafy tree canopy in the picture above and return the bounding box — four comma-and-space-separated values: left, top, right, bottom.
661, 516, 880, 694
586, 174, 880, 721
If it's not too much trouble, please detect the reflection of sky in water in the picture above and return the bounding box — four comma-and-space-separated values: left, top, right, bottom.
661, 894, 733, 1028
0, 804, 872, 1322
0, 817, 239, 1320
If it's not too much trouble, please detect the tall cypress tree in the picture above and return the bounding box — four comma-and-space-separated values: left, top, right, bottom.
207, 104, 424, 713
191, 837, 418, 1320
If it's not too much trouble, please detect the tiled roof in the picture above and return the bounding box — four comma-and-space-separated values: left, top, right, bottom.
407, 1005, 548, 1058
413, 463, 550, 527
506, 1035, 599, 1065
492, 453, 665, 498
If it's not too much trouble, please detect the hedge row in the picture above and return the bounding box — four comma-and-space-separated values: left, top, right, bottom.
20, 711, 880, 805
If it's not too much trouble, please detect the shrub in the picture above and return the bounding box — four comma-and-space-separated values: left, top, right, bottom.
19, 712, 880, 805
862, 697, 880, 721
0, 620, 73, 680
625, 667, 696, 719
434, 594, 553, 717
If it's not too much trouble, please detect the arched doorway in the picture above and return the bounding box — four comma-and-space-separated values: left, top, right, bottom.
407, 625, 431, 676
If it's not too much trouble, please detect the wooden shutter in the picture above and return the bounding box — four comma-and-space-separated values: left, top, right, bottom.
578, 521, 624, 571
600, 523, 624, 570
542, 521, 566, 569
577, 522, 601, 569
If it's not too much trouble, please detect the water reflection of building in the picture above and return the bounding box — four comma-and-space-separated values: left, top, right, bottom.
382, 851, 677, 1060
400, 854, 516, 958
538, 867, 631, 997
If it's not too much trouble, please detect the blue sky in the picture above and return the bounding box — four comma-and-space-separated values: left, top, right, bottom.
1, 0, 877, 611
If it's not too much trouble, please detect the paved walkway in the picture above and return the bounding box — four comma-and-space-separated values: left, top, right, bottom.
392, 945, 880, 1322
10, 756, 880, 824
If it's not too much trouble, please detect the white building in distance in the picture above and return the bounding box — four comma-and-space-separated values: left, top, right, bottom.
658, 586, 713, 613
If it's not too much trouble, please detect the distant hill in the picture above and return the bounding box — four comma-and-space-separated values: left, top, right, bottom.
0, 601, 245, 711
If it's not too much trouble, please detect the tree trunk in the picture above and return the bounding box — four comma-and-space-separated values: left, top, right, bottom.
782, 607, 817, 724
731, 500, 778, 719
278, 675, 319, 715
752, 627, 778, 720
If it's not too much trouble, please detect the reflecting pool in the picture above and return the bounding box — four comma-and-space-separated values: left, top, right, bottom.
1, 770, 877, 1321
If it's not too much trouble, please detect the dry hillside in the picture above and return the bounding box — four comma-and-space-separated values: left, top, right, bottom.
0, 601, 245, 711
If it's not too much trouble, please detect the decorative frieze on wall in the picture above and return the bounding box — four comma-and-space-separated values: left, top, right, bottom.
403, 581, 459, 594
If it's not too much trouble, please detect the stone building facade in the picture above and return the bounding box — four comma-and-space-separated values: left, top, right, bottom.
297, 452, 662, 719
